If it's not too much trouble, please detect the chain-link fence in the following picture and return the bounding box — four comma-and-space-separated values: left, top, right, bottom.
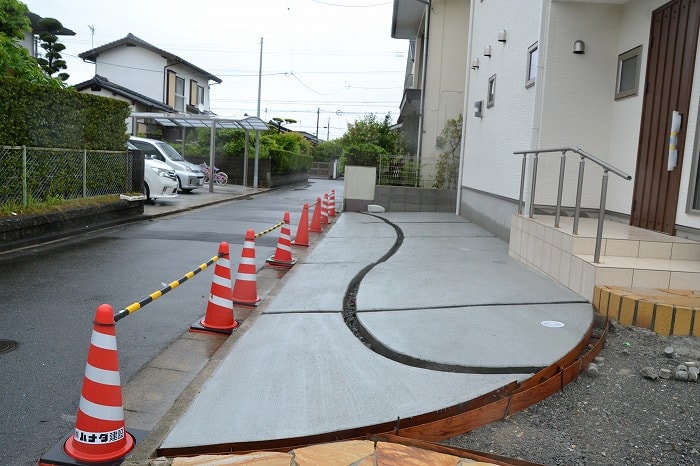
377, 154, 421, 187
0, 146, 135, 208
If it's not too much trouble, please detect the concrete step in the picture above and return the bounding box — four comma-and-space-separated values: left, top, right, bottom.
509, 214, 700, 302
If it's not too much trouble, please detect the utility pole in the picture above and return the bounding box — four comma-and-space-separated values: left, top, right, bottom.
254, 37, 263, 189
88, 25, 96, 74
315, 107, 320, 138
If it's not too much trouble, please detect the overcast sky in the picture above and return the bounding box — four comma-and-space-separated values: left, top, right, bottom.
23, 0, 408, 140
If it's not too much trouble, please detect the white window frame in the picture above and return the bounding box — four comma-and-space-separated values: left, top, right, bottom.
197, 85, 205, 107
526, 42, 538, 88
487, 74, 496, 108
615, 45, 643, 100
175, 76, 185, 112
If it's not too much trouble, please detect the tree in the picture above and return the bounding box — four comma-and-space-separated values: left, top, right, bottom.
312, 140, 343, 162
341, 113, 397, 154
35, 17, 69, 81
0, 0, 64, 86
0, 0, 30, 39
270, 117, 297, 133
338, 113, 397, 168
433, 113, 462, 189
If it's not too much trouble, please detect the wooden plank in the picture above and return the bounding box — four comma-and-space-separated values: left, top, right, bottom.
397, 398, 510, 441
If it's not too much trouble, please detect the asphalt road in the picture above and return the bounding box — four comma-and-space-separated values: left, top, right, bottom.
0, 179, 340, 466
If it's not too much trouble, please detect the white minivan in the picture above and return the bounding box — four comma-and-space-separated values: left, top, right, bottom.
129, 136, 205, 192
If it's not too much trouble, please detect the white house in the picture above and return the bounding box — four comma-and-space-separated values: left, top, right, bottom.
389, 0, 700, 302
392, 0, 469, 187
460, 0, 700, 241
76, 33, 221, 125
458, 0, 700, 299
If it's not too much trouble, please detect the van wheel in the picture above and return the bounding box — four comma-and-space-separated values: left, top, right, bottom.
143, 182, 151, 200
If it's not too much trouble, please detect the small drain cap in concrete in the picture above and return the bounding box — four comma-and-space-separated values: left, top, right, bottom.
540, 320, 565, 328
367, 204, 386, 213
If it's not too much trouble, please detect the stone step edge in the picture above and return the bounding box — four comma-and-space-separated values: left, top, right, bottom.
573, 254, 700, 274
593, 285, 700, 337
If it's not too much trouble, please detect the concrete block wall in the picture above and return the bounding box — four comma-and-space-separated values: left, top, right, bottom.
374, 186, 456, 212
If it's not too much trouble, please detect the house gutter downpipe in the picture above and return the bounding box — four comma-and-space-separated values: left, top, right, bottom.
416, 0, 431, 186
456, 0, 476, 214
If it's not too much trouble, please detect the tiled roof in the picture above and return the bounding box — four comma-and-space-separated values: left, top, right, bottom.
78, 33, 222, 83
73, 74, 174, 112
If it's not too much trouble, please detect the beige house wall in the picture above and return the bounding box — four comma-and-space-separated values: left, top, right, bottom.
418, 0, 469, 187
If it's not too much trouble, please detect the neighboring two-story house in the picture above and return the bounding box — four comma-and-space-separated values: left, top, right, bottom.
19, 11, 75, 58
391, 0, 469, 187
75, 33, 222, 136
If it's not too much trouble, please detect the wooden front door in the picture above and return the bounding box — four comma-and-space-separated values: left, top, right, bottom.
631, 0, 700, 234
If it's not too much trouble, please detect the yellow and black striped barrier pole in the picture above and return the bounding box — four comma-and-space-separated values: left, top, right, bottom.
112, 219, 285, 322
255, 221, 283, 239
113, 252, 224, 322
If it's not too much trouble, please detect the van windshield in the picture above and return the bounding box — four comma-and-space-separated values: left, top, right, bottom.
156, 142, 185, 161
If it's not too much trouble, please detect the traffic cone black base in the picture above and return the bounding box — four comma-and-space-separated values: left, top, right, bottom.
38, 429, 147, 466
189, 318, 238, 335
265, 255, 298, 268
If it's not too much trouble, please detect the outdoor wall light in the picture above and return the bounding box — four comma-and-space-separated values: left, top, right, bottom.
471, 58, 480, 69
498, 30, 507, 42
484, 45, 492, 57
573, 40, 585, 54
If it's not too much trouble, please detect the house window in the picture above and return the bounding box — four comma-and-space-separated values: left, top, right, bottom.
197, 85, 204, 107
615, 45, 642, 100
526, 42, 538, 88
166, 70, 177, 108
693, 163, 700, 211
487, 74, 496, 107
189, 80, 198, 106
175, 76, 185, 112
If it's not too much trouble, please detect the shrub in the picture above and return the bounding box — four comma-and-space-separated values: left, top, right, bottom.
0, 75, 129, 149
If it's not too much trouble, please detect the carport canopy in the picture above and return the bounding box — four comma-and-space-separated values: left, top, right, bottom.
129, 112, 270, 190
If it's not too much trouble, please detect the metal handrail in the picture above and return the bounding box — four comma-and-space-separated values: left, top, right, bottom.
513, 147, 632, 263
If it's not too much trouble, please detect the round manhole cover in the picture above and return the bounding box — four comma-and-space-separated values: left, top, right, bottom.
0, 340, 18, 354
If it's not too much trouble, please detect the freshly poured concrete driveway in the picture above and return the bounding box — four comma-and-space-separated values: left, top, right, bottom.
160, 212, 592, 450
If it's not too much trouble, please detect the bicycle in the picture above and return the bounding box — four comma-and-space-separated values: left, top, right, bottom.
199, 162, 228, 186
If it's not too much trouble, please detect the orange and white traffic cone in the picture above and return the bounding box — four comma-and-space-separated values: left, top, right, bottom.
292, 203, 310, 247
329, 189, 337, 218
62, 304, 135, 463
232, 229, 262, 306
310, 197, 322, 233
190, 242, 238, 334
266, 212, 297, 268
321, 194, 329, 226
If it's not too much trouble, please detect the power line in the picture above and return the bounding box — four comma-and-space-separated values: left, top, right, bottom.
309, 0, 392, 7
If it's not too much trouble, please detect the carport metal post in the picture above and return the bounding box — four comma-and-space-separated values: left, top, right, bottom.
243, 129, 249, 187
209, 119, 216, 192
254, 37, 263, 189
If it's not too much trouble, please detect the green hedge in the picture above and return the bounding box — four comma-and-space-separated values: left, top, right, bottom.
270, 148, 312, 173
0, 75, 130, 150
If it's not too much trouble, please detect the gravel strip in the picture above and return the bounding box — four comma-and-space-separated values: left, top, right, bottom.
443, 322, 700, 465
